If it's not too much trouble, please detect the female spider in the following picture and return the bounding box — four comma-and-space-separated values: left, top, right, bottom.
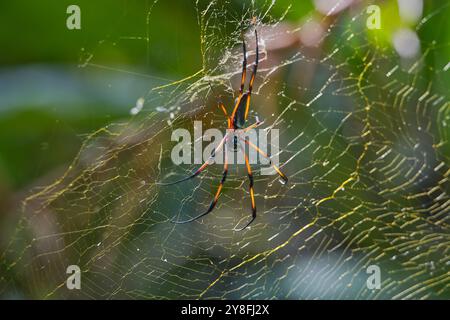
160, 30, 288, 230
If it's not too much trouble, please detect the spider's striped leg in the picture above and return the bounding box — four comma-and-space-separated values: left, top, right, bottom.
239, 34, 248, 95
218, 101, 231, 128
234, 144, 257, 231
209, 83, 232, 128
171, 143, 229, 224
231, 30, 259, 127
158, 133, 228, 186
240, 137, 288, 184
230, 33, 249, 125
244, 30, 259, 121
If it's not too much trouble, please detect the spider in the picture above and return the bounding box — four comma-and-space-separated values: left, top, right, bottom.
160, 30, 288, 230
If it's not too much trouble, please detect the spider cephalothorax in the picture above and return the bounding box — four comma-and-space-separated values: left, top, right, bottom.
160, 30, 288, 230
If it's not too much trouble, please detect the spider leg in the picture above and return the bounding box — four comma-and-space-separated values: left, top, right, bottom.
230, 33, 249, 125
171, 143, 229, 224
218, 101, 229, 117
218, 101, 231, 128
208, 83, 232, 128
239, 137, 288, 184
231, 30, 259, 126
244, 30, 259, 121
158, 133, 228, 186
239, 34, 247, 96
234, 143, 257, 231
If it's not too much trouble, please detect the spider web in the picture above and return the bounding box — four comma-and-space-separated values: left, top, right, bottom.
1, 0, 449, 299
